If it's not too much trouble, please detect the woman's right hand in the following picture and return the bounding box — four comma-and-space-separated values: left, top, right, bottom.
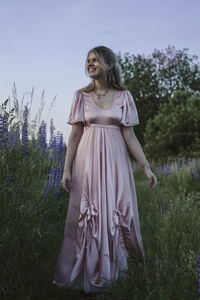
61, 170, 72, 192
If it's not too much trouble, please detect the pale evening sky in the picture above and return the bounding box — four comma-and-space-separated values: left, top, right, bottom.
0, 0, 199, 144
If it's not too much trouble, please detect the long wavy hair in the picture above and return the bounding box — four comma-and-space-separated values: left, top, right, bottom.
78, 46, 127, 93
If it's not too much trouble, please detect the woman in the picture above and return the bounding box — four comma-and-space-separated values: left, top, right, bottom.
52, 46, 157, 294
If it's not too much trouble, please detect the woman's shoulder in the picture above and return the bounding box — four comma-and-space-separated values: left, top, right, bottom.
75, 87, 128, 96
75, 88, 91, 97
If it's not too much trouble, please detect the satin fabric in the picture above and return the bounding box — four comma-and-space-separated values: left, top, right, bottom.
52, 89, 145, 294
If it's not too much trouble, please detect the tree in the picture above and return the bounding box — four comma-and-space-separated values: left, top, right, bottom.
143, 90, 200, 161
116, 45, 200, 145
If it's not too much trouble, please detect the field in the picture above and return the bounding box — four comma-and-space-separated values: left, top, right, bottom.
0, 102, 200, 299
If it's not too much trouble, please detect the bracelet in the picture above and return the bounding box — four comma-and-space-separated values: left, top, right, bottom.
142, 162, 150, 169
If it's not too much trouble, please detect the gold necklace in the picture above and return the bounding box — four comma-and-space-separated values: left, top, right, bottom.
94, 88, 109, 100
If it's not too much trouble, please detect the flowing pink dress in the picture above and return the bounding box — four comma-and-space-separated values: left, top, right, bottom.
52, 89, 145, 294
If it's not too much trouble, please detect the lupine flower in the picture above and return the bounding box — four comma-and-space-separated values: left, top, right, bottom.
49, 118, 55, 148
3, 115, 8, 146
0, 115, 9, 150
49, 148, 56, 162
180, 156, 185, 167
188, 156, 192, 165
59, 154, 66, 169
51, 135, 57, 150
190, 167, 200, 183
54, 164, 63, 197
50, 167, 56, 188
38, 120, 47, 157
21, 106, 29, 157
177, 156, 185, 168
49, 135, 58, 161
49, 131, 64, 162
43, 167, 55, 197
156, 166, 162, 177
163, 162, 172, 176
9, 125, 20, 149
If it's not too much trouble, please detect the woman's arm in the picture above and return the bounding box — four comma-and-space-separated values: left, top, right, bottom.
121, 125, 157, 188
63, 123, 84, 173
121, 126, 148, 166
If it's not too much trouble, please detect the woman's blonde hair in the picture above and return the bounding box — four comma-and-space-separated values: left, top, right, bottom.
78, 46, 127, 93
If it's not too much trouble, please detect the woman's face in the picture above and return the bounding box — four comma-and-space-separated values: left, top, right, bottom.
87, 52, 105, 79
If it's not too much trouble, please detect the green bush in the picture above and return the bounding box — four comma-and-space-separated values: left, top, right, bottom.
143, 90, 200, 162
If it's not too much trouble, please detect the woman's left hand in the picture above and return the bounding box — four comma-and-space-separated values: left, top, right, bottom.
143, 165, 157, 188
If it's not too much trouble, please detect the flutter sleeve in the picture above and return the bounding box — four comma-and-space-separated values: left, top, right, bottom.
120, 90, 139, 126
67, 90, 85, 125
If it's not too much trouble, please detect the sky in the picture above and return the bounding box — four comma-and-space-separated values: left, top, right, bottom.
0, 0, 200, 144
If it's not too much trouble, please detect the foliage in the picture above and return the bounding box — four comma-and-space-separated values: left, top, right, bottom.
117, 45, 200, 145
143, 90, 200, 161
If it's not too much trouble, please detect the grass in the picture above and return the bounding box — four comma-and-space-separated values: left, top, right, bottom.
0, 151, 200, 300
0, 88, 200, 300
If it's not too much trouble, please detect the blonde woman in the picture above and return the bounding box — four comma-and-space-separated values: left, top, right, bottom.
52, 46, 157, 295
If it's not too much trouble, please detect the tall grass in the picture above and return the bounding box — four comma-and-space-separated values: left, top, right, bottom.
0, 87, 200, 300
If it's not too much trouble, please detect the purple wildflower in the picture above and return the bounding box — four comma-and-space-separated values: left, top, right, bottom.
58, 133, 64, 153
9, 125, 20, 149
190, 167, 200, 183
38, 120, 47, 157
156, 166, 162, 177
49, 118, 55, 148
0, 115, 9, 151
177, 156, 185, 168
54, 164, 63, 197
180, 157, 185, 167
43, 167, 55, 197
163, 162, 172, 176
3, 115, 9, 150
49, 139, 57, 161
59, 154, 66, 168
21, 106, 29, 156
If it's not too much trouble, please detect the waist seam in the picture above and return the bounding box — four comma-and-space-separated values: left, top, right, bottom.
85, 124, 121, 130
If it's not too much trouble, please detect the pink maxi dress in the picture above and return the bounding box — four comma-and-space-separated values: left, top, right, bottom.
52, 89, 145, 294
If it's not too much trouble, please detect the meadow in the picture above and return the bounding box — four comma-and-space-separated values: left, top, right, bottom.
0, 97, 200, 300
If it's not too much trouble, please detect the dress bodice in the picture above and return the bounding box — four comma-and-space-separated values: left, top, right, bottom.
67, 89, 139, 128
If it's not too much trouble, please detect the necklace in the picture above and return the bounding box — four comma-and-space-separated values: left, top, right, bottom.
94, 88, 109, 100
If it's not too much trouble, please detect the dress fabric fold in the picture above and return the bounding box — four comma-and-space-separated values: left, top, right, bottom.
52, 89, 145, 294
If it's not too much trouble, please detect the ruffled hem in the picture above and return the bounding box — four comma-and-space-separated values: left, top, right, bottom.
67, 188, 143, 288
